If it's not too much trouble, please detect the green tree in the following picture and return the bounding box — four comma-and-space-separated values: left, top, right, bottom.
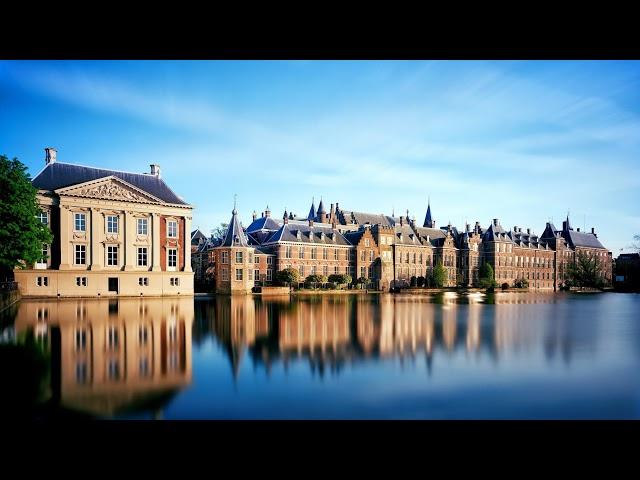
566, 250, 605, 289
211, 223, 229, 241
328, 273, 351, 287
478, 262, 497, 289
275, 267, 300, 287
305, 274, 326, 288
0, 155, 53, 278
430, 261, 448, 288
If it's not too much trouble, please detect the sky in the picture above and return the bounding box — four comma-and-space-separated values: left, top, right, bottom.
1, 60, 639, 254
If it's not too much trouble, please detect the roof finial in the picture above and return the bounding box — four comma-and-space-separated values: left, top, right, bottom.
233, 194, 237, 214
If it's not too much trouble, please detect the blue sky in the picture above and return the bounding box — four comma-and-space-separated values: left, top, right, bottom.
1, 60, 639, 254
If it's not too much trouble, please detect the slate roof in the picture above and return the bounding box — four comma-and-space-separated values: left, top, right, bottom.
221, 208, 249, 247
343, 230, 366, 246
307, 200, 316, 221
563, 230, 606, 249
413, 226, 446, 242
191, 229, 207, 245
342, 211, 396, 227
423, 203, 433, 227
32, 162, 188, 205
394, 224, 427, 246
483, 220, 514, 243
263, 223, 351, 246
246, 216, 281, 233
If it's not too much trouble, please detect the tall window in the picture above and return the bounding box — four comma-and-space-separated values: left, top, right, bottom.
365, 239, 370, 247
267, 256, 273, 265
323, 248, 328, 260
254, 269, 260, 281
370, 250, 374, 261
74, 213, 86, 232
361, 266, 366, 278
41, 244, 48, 263
168, 248, 177, 268
107, 215, 119, 233
334, 265, 339, 274
299, 247, 305, 259
74, 244, 86, 265
221, 251, 229, 264
323, 265, 328, 276
334, 249, 338, 260
137, 247, 148, 267
236, 251, 243, 263
168, 220, 177, 238
285, 246, 291, 259
299, 265, 304, 276
107, 246, 118, 266
235, 268, 243, 281
254, 255, 259, 264
37, 210, 48, 225
221, 268, 229, 281
360, 251, 365, 261
311, 248, 317, 259
137, 218, 148, 235
266, 270, 272, 281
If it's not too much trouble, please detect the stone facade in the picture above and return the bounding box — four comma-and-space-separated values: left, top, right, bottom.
14, 148, 194, 298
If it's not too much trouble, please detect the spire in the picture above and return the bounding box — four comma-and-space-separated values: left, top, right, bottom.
423, 199, 434, 228
566, 211, 571, 231
307, 197, 316, 221
222, 199, 249, 247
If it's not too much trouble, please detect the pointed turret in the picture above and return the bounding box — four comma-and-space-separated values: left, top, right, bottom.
307, 197, 316, 221
221, 199, 249, 247
423, 199, 434, 228
316, 197, 326, 222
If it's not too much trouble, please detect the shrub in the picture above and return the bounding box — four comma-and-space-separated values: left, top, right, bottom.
501, 282, 509, 290
417, 276, 425, 287
275, 268, 300, 287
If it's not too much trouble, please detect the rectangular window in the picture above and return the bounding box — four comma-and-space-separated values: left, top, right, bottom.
41, 244, 48, 263
236, 251, 243, 263
285, 246, 291, 259
75, 277, 87, 286
323, 265, 328, 276
74, 213, 86, 232
137, 247, 148, 267
370, 250, 375, 261
267, 256, 273, 264
138, 277, 149, 286
107, 215, 119, 234
254, 269, 260, 281
311, 248, 317, 260
266, 270, 272, 281
108, 360, 120, 381
37, 210, 48, 225
74, 244, 86, 265
168, 248, 177, 268
236, 268, 243, 281
311, 265, 317, 275
139, 358, 149, 377
248, 269, 253, 280
107, 246, 118, 266
169, 277, 180, 286
221, 269, 229, 281
76, 363, 88, 384
254, 255, 260, 264
137, 218, 148, 235
299, 265, 304, 276
139, 326, 148, 345
221, 251, 229, 264
361, 266, 366, 278
360, 250, 365, 261
299, 247, 305, 259
323, 248, 328, 260
334, 249, 338, 260
334, 265, 339, 274
167, 220, 177, 238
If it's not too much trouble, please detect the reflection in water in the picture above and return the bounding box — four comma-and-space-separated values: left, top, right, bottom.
3, 291, 618, 419
197, 292, 599, 380
11, 298, 193, 418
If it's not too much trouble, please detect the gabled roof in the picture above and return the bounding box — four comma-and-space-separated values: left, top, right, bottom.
263, 223, 351, 246
563, 230, 606, 249
221, 208, 249, 247
191, 229, 207, 244
32, 162, 188, 205
343, 230, 366, 246
483, 220, 514, 243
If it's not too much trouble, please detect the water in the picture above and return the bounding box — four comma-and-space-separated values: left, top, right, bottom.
1, 292, 639, 419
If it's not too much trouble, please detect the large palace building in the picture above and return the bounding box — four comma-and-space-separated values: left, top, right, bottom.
196, 197, 612, 293
15, 148, 194, 297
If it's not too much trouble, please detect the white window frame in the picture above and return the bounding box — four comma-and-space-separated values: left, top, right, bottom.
74, 213, 86, 232
168, 248, 177, 271
137, 247, 148, 267
137, 218, 148, 235
74, 244, 86, 265
107, 245, 119, 266
167, 220, 178, 238
106, 215, 119, 234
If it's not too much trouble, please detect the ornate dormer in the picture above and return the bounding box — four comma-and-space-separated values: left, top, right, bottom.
296, 229, 302, 241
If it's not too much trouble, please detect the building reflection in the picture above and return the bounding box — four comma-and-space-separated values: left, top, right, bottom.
202, 292, 596, 378
13, 297, 193, 418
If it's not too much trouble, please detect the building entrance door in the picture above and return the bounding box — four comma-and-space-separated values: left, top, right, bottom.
108, 277, 119, 293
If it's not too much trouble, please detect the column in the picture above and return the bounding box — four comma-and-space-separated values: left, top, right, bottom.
124, 211, 135, 271
184, 215, 192, 272
90, 208, 103, 270
152, 213, 161, 272
59, 204, 71, 270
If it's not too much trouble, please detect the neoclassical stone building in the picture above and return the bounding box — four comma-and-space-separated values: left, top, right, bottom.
199, 197, 611, 293
15, 148, 194, 297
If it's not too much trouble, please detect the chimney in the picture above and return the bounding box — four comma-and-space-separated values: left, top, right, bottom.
514, 226, 518, 232
335, 202, 340, 213
252, 211, 257, 221
150, 164, 161, 178
493, 218, 499, 226
527, 228, 531, 235
399, 216, 404, 226
261, 212, 264, 218
591, 227, 595, 234
45, 147, 57, 165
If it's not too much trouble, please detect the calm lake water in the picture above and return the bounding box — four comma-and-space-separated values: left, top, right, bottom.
2, 292, 640, 419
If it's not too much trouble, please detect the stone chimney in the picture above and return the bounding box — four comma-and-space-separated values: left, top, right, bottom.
283, 211, 288, 224
493, 218, 499, 227
45, 147, 57, 165
527, 228, 531, 235
591, 227, 595, 234
514, 226, 518, 232
150, 164, 161, 178
399, 216, 404, 226
252, 211, 257, 221
265, 206, 271, 218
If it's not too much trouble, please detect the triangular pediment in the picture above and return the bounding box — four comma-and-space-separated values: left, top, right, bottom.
55, 176, 164, 204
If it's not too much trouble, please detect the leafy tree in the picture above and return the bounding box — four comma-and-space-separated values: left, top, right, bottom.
514, 278, 529, 289
328, 273, 352, 287
566, 250, 605, 289
305, 274, 326, 288
275, 268, 300, 287
211, 223, 229, 241
430, 261, 448, 288
478, 262, 497, 289
0, 155, 53, 278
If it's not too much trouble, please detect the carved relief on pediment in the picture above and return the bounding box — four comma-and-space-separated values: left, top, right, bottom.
105, 235, 120, 243
72, 232, 86, 240
61, 179, 159, 203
